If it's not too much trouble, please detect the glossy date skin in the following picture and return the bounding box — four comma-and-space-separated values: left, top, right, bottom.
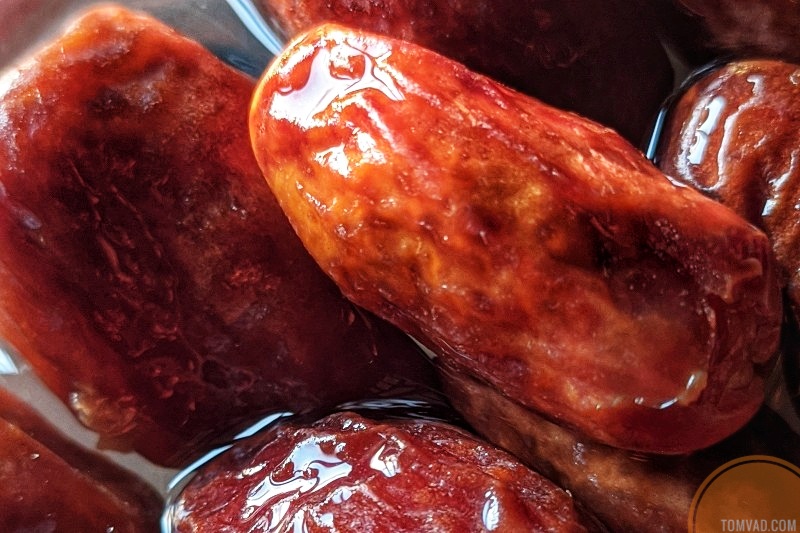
442, 369, 800, 533
170, 411, 589, 532
258, 0, 673, 144
655, 60, 800, 321
0, 387, 162, 532
653, 0, 800, 64
654, 59, 800, 418
250, 24, 782, 454
0, 7, 434, 467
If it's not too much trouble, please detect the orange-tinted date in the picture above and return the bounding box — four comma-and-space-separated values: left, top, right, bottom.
0, 388, 162, 532
259, 0, 672, 144
170, 411, 590, 532
250, 24, 782, 454
0, 7, 434, 467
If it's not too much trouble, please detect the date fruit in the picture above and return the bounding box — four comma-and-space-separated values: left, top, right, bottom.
0, 387, 162, 532
655, 59, 800, 321
250, 24, 782, 454
169, 411, 590, 532
0, 7, 434, 467
258, 0, 673, 144
442, 369, 800, 533
654, 59, 800, 419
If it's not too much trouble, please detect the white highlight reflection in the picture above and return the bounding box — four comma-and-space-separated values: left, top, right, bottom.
482, 490, 500, 531
0, 344, 20, 375
687, 95, 726, 166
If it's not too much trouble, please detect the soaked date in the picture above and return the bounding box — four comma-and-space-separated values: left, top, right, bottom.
258, 0, 673, 144
655, 59, 800, 321
442, 368, 800, 533
250, 24, 782, 454
168, 411, 591, 532
0, 7, 434, 467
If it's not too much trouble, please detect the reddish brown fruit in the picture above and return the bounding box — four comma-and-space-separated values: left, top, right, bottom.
169, 411, 590, 532
654, 58, 800, 418
250, 24, 782, 454
0, 387, 162, 532
655, 59, 800, 320
258, 0, 672, 144
0, 7, 434, 467
442, 369, 800, 533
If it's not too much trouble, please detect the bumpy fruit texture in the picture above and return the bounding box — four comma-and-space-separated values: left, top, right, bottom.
0, 388, 162, 532
250, 24, 782, 454
170, 411, 590, 532
0, 7, 434, 467
656, 59, 800, 319
442, 368, 800, 533
654, 58, 800, 420
258, 0, 673, 144
653, 0, 800, 64
441, 370, 694, 533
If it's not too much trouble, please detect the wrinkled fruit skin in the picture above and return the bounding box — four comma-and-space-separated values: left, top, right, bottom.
0, 388, 162, 532
653, 0, 800, 65
441, 370, 692, 533
250, 24, 782, 454
0, 7, 434, 467
655, 59, 800, 316
171, 411, 590, 532
258, 0, 672, 144
445, 369, 800, 532
441, 368, 800, 533
654, 58, 800, 420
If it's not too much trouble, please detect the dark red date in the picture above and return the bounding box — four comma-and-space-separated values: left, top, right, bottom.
170, 411, 590, 532
259, 0, 673, 144
655, 59, 800, 321
654, 58, 800, 420
250, 23, 782, 454
442, 369, 800, 533
0, 7, 434, 467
